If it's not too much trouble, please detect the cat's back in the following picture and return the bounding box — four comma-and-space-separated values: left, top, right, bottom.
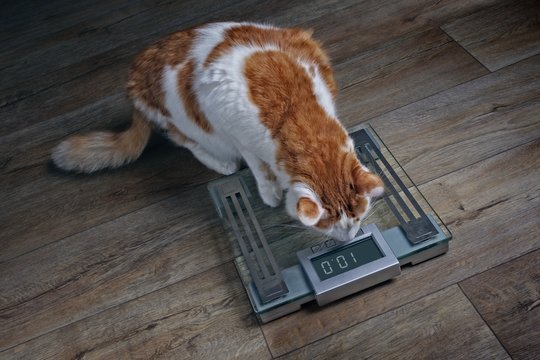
192, 22, 337, 125
129, 22, 337, 159
193, 22, 334, 89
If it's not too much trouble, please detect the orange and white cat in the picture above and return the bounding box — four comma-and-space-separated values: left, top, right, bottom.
52, 22, 383, 242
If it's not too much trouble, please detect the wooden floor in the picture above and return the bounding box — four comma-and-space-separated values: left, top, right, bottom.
1, 0, 539, 359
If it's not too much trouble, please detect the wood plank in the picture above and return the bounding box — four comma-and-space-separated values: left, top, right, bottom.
304, 0, 500, 65
281, 286, 509, 360
0, 0, 493, 137
0, 138, 224, 262
0, 0, 142, 58
0, 179, 236, 350
0, 263, 272, 359
335, 27, 487, 126
0, 0, 239, 91
370, 55, 540, 185
460, 250, 540, 360
0, 0, 352, 112
261, 139, 540, 357
442, 0, 540, 71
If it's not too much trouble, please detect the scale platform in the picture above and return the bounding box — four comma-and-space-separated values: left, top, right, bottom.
207, 125, 451, 323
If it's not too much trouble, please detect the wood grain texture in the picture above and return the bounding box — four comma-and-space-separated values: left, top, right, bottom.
0, 0, 489, 97
262, 139, 540, 357
460, 250, 540, 360
0, 141, 225, 262
442, 0, 540, 71
0, 0, 352, 131
1, 1, 539, 358
1, 263, 272, 360
0, 0, 239, 93
0, 182, 235, 350
370, 55, 540, 185
335, 27, 487, 126
304, 0, 501, 64
0, 0, 135, 53
280, 286, 509, 360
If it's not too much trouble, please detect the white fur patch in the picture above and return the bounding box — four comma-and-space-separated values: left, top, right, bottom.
191, 22, 236, 67
195, 44, 282, 168
310, 65, 336, 118
133, 98, 170, 128
368, 186, 385, 198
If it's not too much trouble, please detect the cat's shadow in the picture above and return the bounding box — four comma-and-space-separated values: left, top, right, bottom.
46, 132, 194, 177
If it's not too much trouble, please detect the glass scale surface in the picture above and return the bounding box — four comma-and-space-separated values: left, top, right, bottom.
207, 125, 451, 323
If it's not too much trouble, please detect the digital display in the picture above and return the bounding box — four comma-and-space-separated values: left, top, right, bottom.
311, 237, 383, 281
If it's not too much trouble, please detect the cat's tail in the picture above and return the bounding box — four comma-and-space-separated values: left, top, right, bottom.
51, 110, 152, 173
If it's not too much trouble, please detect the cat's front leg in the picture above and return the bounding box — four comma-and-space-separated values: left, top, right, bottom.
242, 152, 282, 207
186, 143, 241, 175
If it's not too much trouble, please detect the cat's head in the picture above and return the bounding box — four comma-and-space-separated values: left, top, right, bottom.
286, 154, 383, 242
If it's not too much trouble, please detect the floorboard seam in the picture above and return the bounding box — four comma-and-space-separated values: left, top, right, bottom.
439, 26, 492, 73
362, 52, 539, 130
268, 242, 540, 357
0, 0, 250, 110
270, 283, 462, 358
0, 178, 217, 264
414, 137, 540, 188
0, 203, 164, 264
456, 247, 540, 292
0, 259, 236, 354
457, 283, 513, 359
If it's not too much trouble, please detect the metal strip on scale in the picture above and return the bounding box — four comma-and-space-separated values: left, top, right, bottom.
351, 130, 438, 244
216, 177, 288, 303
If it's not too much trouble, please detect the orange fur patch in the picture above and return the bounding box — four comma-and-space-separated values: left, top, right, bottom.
297, 197, 319, 219
205, 25, 337, 97
245, 50, 375, 224
353, 165, 384, 195
52, 109, 152, 173
127, 29, 195, 117
178, 60, 213, 133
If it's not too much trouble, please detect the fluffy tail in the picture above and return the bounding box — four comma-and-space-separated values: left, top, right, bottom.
52, 110, 152, 173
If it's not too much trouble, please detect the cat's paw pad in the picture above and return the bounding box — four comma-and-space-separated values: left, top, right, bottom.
259, 183, 282, 207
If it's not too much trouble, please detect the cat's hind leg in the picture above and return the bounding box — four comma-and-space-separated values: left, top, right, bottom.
241, 152, 282, 207
166, 124, 240, 175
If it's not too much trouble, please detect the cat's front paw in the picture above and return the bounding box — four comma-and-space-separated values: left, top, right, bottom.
259, 182, 283, 208
218, 160, 241, 176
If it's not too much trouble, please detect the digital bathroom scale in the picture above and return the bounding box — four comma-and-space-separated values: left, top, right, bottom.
207, 125, 452, 323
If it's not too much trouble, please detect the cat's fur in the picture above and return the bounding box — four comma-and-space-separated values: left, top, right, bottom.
52, 22, 383, 242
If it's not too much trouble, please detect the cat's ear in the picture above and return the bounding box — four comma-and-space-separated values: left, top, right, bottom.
297, 197, 323, 226
353, 164, 384, 197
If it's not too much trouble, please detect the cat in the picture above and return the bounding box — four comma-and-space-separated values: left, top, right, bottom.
52, 22, 383, 242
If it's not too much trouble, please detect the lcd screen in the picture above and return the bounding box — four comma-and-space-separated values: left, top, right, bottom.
311, 237, 384, 281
